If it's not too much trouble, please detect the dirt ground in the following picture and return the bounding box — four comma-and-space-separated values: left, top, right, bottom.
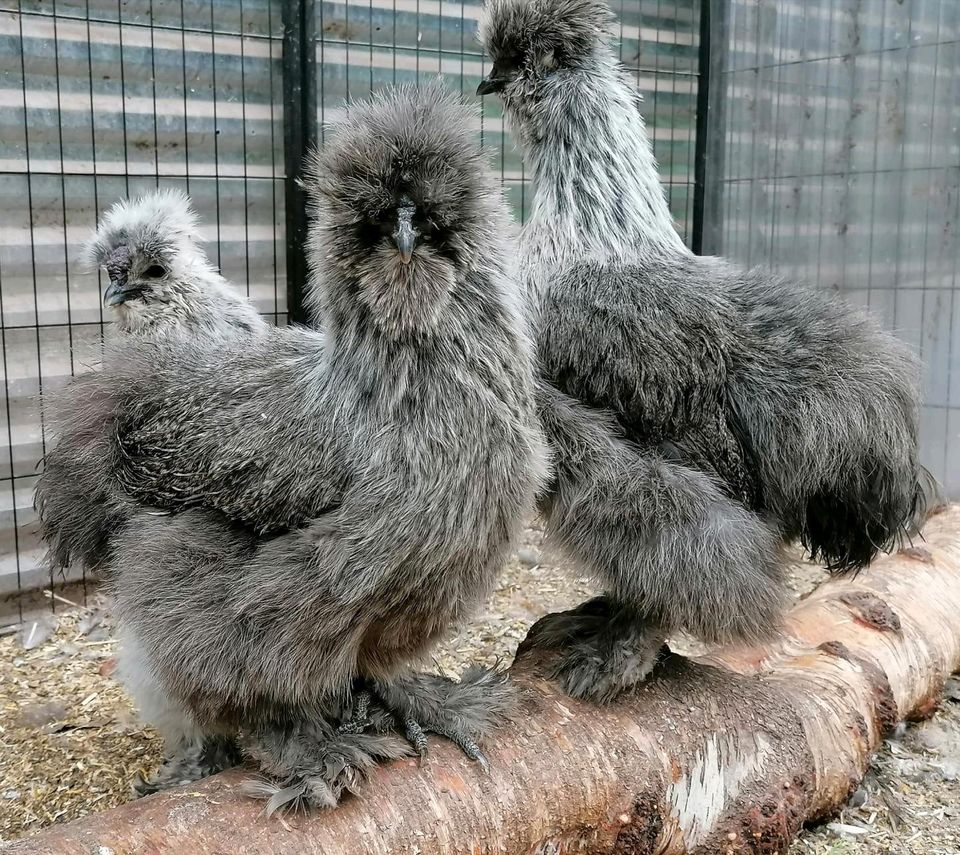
1, 524, 958, 851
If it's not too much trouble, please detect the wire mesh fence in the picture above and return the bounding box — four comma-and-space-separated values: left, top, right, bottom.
0, 0, 702, 618
0, 0, 288, 615
310, 0, 701, 232
705, 0, 960, 496
6, 0, 956, 619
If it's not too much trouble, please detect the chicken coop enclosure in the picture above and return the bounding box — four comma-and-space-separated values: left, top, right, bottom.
1, 0, 958, 619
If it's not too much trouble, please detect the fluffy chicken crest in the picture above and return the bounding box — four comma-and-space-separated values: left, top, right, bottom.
86, 188, 264, 335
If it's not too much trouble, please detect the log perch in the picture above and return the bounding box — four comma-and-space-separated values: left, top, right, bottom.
12, 506, 960, 855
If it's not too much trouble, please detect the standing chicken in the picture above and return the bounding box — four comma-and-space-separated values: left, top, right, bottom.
35, 191, 270, 788
477, 0, 933, 701
36, 84, 546, 809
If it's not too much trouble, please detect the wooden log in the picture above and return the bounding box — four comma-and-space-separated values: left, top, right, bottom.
11, 506, 960, 855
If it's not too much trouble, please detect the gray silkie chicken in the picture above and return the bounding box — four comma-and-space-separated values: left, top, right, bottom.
36, 189, 266, 578
477, 0, 936, 702
87, 188, 266, 337
34, 83, 547, 810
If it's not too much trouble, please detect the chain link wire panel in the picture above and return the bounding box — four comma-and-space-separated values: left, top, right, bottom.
0, 0, 287, 617
0, 0, 702, 618
708, 0, 960, 496
312, 0, 701, 233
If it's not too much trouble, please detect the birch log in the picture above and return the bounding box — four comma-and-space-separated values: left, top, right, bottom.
11, 506, 960, 855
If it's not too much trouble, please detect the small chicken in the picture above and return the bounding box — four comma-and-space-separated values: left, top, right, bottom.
36, 189, 266, 579
86, 188, 266, 336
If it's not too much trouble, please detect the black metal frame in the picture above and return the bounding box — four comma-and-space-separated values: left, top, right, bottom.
281, 0, 318, 326
692, 0, 725, 256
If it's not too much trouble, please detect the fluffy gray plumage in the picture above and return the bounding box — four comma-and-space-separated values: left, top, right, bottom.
35, 84, 546, 807
479, 0, 935, 701
36, 190, 267, 576
86, 188, 266, 337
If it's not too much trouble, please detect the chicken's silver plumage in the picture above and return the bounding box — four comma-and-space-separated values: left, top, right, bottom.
35, 84, 547, 806
35, 190, 267, 577
478, 0, 934, 702
86, 188, 266, 337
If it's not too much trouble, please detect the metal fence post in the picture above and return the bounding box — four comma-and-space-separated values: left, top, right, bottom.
282, 0, 317, 326
692, 0, 728, 256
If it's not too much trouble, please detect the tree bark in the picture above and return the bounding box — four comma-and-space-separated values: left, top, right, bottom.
11, 506, 960, 855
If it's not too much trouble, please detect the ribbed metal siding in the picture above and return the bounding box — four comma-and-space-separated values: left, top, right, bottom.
0, 0, 702, 610
711, 0, 960, 496
0, 0, 287, 605
313, 0, 702, 233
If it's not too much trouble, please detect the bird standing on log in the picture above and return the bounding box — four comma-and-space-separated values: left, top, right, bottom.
477, 0, 934, 702
35, 84, 547, 809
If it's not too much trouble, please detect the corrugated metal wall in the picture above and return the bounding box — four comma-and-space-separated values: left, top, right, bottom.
710, 0, 960, 495
313, 0, 701, 233
0, 1, 702, 614
1, 1, 288, 608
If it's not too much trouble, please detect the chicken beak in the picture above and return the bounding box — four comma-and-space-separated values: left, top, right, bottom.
476, 75, 508, 96
477, 64, 510, 96
393, 208, 418, 265
102, 245, 133, 306
103, 278, 128, 307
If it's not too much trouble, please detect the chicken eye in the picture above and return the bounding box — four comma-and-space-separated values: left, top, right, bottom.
144, 264, 166, 279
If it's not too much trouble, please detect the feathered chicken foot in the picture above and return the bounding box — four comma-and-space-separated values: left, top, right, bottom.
339, 669, 514, 772
517, 595, 669, 704
133, 734, 243, 796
